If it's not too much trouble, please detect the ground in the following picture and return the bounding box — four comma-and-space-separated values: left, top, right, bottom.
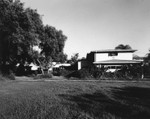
0, 78, 150, 119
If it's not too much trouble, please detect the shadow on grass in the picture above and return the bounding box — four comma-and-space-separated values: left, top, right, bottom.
59, 86, 150, 119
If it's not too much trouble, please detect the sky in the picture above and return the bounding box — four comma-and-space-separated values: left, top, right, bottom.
20, 0, 150, 58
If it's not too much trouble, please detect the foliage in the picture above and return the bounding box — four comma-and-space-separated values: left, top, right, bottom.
34, 73, 53, 79
64, 65, 100, 79
64, 64, 142, 80
6, 73, 16, 80
143, 50, 150, 77
66, 69, 91, 79
144, 50, 150, 64
0, 73, 10, 80
127, 64, 142, 79
0, 72, 15, 80
59, 69, 74, 77
0, 0, 42, 73
98, 65, 142, 80
115, 44, 132, 50
0, 0, 67, 74
40, 25, 67, 63
70, 53, 79, 64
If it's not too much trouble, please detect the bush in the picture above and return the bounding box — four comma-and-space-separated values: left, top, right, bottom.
0, 74, 6, 81
59, 69, 74, 77
0, 68, 16, 80
53, 70, 61, 76
7, 73, 16, 80
58, 64, 142, 80
62, 65, 102, 79
0, 73, 15, 80
34, 73, 53, 79
65, 68, 93, 79
99, 72, 130, 80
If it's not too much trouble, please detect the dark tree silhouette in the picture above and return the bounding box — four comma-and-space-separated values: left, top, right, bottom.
70, 53, 79, 64
115, 44, 132, 50
40, 25, 67, 64
0, 0, 43, 73
0, 0, 67, 74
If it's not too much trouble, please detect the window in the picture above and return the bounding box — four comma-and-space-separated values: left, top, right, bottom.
108, 52, 118, 56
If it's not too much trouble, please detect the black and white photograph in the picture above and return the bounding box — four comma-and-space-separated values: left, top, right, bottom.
0, 0, 150, 118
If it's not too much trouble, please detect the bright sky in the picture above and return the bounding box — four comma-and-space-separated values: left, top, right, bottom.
20, 0, 150, 58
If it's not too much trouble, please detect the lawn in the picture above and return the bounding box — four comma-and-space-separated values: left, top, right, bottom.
0, 79, 150, 119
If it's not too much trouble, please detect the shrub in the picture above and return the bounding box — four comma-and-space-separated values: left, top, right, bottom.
59, 64, 142, 80
65, 68, 93, 79
7, 73, 16, 80
63, 65, 103, 79
0, 74, 6, 80
34, 73, 53, 79
53, 70, 61, 76
0, 73, 15, 80
99, 72, 130, 80
0, 69, 15, 80
59, 69, 74, 77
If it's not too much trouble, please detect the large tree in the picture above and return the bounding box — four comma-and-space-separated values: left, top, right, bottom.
0, 0, 44, 73
0, 0, 67, 74
40, 25, 67, 64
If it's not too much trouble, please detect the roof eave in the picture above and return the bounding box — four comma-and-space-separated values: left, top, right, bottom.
91, 49, 137, 53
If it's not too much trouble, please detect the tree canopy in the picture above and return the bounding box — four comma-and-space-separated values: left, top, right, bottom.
0, 0, 67, 73
40, 25, 67, 63
115, 44, 132, 50
144, 49, 150, 64
70, 53, 79, 64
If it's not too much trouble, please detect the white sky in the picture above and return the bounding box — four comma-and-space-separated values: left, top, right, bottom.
20, 0, 150, 58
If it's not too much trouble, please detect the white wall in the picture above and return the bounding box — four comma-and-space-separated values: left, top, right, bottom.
117, 53, 133, 60
78, 61, 81, 70
95, 52, 133, 62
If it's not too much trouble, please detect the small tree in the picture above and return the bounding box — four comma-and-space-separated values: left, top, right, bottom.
70, 53, 79, 64
0, 0, 68, 76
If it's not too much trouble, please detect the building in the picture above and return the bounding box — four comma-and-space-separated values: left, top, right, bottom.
77, 59, 90, 70
85, 49, 142, 72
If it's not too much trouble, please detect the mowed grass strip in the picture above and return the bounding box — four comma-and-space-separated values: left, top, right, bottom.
0, 80, 150, 119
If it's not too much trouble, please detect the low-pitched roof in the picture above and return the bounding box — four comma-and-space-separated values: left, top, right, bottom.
91, 49, 137, 53
93, 59, 142, 65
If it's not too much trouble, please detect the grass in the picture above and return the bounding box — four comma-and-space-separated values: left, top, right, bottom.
0, 79, 150, 119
